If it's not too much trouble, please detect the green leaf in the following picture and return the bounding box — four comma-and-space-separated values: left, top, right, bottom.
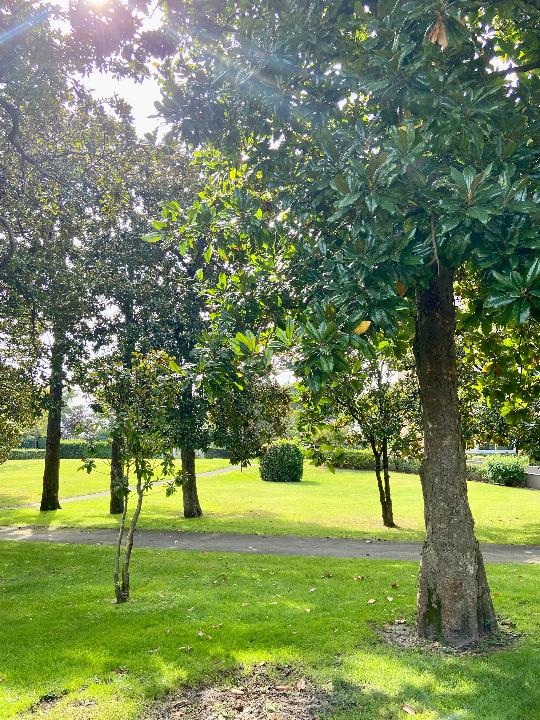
142, 232, 163, 243
466, 207, 491, 223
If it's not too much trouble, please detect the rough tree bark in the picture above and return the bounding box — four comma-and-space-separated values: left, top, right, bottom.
109, 436, 125, 515
181, 447, 202, 518
369, 437, 395, 528
413, 267, 497, 647
40, 333, 64, 511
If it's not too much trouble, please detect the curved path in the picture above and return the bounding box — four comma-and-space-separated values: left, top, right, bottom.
0, 466, 239, 510
0, 525, 538, 564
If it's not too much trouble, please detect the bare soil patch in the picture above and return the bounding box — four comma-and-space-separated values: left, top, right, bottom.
378, 617, 522, 655
148, 664, 358, 720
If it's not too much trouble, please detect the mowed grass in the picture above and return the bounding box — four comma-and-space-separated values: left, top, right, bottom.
0, 461, 539, 544
0, 542, 538, 720
0, 458, 231, 507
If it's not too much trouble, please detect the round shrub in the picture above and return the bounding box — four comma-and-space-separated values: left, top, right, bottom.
260, 441, 303, 483
484, 456, 527, 488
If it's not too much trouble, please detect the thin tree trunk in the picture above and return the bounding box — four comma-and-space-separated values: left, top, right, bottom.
116, 465, 144, 604
112, 300, 134, 516
369, 439, 394, 527
113, 490, 129, 603
413, 268, 497, 647
40, 334, 64, 511
110, 436, 125, 515
181, 447, 202, 518
381, 438, 396, 527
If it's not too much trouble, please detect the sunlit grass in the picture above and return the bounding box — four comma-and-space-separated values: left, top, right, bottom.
1, 462, 539, 544
0, 542, 538, 720
0, 458, 231, 506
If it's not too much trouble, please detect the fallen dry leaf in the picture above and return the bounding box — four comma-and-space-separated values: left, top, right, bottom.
354, 575, 365, 581
386, 596, 394, 602
309, 587, 316, 593
304, 608, 311, 613
402, 703, 416, 715
367, 599, 376, 605
230, 688, 244, 696
179, 646, 192, 653
275, 685, 294, 692
296, 678, 307, 691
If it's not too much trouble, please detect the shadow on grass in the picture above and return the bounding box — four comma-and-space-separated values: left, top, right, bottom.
1, 543, 539, 720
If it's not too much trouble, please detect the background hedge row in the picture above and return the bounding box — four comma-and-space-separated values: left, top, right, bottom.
9, 440, 112, 460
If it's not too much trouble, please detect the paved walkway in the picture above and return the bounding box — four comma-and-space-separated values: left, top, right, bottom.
0, 526, 538, 564
0, 466, 239, 510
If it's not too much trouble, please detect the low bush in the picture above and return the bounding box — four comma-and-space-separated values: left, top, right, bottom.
484, 455, 527, 488
466, 462, 488, 483
260, 441, 304, 483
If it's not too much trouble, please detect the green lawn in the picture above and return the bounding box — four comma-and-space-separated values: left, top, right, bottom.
0, 542, 538, 720
0, 458, 231, 507
1, 461, 539, 544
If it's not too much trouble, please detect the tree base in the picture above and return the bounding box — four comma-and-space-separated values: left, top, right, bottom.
417, 539, 497, 647
40, 497, 61, 511
109, 496, 125, 515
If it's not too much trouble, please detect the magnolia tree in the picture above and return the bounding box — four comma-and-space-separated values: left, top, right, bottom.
300, 353, 421, 528
88, 352, 181, 603
152, 0, 540, 646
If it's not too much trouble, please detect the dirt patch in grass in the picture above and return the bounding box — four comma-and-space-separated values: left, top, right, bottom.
148, 664, 358, 719
378, 617, 522, 655
29, 693, 65, 714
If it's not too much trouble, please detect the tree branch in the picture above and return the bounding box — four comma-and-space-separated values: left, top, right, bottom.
0, 215, 16, 268
491, 62, 540, 77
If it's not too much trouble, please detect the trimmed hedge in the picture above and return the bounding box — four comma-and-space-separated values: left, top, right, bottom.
484, 455, 527, 487
203, 447, 231, 459
331, 448, 375, 470
9, 440, 111, 460
57, 440, 111, 459
260, 441, 304, 483
324, 448, 421, 474
8, 448, 46, 460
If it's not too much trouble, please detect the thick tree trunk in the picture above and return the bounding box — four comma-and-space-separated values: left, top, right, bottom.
181, 447, 202, 518
413, 268, 497, 647
369, 439, 395, 528
40, 335, 64, 511
109, 436, 125, 515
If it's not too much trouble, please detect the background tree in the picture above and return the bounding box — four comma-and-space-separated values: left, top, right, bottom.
300, 354, 420, 528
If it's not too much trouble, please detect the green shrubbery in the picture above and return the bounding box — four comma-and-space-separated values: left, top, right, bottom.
320, 448, 421, 474
8, 448, 46, 460
483, 455, 527, 488
260, 441, 304, 483
57, 440, 111, 459
9, 440, 111, 460
203, 447, 231, 459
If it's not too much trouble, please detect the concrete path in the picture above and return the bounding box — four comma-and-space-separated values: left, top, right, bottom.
0, 526, 538, 564
0, 466, 239, 510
